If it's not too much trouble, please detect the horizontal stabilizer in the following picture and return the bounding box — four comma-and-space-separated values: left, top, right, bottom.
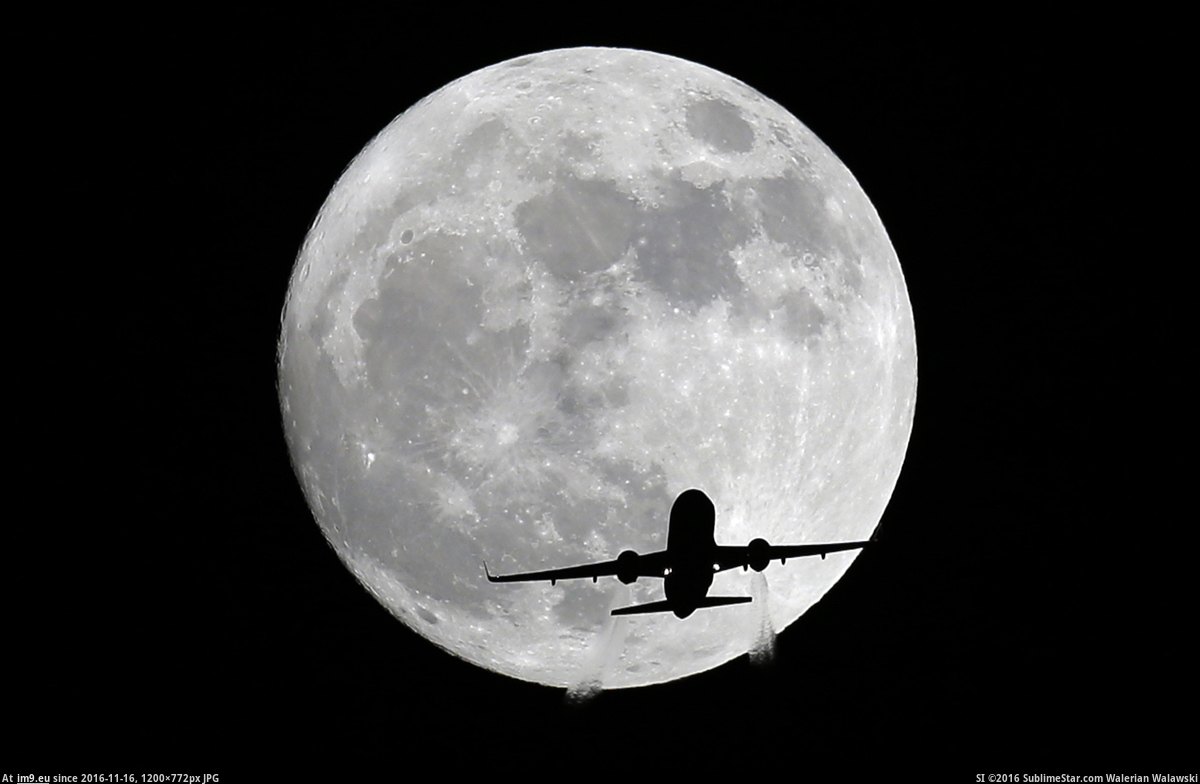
695, 595, 754, 609
611, 596, 752, 616
611, 600, 674, 616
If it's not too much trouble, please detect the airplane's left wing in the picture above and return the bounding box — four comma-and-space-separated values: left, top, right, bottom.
484, 549, 670, 586
713, 539, 871, 573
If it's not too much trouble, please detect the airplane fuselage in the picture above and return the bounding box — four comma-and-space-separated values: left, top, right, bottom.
661, 564, 714, 618
659, 488, 720, 618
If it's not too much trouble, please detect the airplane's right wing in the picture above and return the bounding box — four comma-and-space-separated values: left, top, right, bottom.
713, 539, 871, 573
483, 549, 670, 586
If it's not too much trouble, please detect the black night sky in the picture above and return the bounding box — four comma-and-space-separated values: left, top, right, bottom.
20, 9, 1190, 779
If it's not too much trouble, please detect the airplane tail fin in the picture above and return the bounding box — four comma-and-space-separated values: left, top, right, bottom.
611, 596, 752, 616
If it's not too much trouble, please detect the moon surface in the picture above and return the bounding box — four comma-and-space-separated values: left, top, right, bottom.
278, 47, 916, 689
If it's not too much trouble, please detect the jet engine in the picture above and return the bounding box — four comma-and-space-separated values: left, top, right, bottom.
748, 538, 771, 572
616, 550, 640, 584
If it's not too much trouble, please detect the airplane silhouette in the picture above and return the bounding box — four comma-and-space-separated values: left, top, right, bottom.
485, 488, 871, 618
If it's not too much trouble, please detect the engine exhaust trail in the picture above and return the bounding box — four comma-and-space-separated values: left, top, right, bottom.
749, 572, 776, 664
565, 585, 632, 703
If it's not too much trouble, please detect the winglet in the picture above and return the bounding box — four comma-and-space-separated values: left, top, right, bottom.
483, 561, 499, 583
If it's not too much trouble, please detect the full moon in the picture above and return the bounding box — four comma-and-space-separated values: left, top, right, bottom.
278, 48, 916, 689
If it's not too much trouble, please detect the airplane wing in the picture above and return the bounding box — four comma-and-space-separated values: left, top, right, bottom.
484, 549, 670, 586
713, 539, 871, 573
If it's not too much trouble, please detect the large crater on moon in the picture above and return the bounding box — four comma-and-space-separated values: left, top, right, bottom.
278, 47, 916, 688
